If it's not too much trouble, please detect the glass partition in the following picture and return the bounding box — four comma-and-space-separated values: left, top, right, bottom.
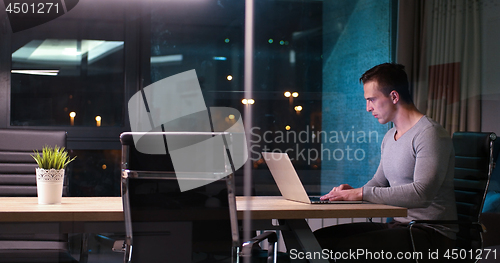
147, 0, 395, 195
0, 0, 397, 260
2, 0, 396, 196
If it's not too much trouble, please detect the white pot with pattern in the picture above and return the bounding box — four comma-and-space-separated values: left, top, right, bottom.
36, 168, 64, 205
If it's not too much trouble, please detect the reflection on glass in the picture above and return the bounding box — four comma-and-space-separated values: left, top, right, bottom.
148, 0, 323, 195
10, 39, 125, 127
12, 39, 123, 66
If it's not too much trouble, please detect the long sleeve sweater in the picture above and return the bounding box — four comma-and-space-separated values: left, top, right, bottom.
362, 116, 458, 239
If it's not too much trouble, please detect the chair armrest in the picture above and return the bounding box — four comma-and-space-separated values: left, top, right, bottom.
408, 220, 486, 232
241, 231, 278, 261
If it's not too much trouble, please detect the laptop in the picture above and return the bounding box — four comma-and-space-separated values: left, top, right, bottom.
262, 152, 363, 204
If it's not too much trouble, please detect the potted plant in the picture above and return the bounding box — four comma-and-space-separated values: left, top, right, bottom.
31, 146, 76, 204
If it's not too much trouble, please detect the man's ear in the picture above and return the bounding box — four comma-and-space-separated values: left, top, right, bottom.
390, 91, 399, 104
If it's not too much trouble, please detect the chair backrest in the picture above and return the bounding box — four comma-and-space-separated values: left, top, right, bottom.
120, 131, 240, 263
0, 129, 68, 197
452, 131, 498, 250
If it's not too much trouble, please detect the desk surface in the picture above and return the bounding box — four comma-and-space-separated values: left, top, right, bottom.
0, 196, 406, 222
0, 196, 406, 223
236, 196, 407, 220
0, 197, 123, 222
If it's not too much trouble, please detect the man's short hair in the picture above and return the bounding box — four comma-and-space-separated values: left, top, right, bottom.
359, 63, 413, 104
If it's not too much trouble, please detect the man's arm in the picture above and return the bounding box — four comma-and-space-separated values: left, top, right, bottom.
362, 126, 453, 208
363, 161, 389, 188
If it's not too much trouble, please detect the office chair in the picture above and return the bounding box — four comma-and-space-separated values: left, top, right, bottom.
0, 129, 79, 263
120, 132, 277, 263
409, 132, 499, 263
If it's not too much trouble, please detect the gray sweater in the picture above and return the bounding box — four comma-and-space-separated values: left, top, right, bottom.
362, 116, 458, 239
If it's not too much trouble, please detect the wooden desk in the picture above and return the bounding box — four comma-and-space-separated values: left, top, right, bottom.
0, 196, 406, 263
236, 196, 407, 219
0, 197, 124, 235
0, 197, 123, 223
0, 196, 406, 222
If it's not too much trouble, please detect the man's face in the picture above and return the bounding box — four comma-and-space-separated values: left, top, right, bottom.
364, 81, 396, 124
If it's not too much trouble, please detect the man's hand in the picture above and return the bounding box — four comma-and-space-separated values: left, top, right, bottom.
320, 184, 363, 201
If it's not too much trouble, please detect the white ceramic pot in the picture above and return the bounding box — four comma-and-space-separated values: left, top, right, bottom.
36, 168, 64, 205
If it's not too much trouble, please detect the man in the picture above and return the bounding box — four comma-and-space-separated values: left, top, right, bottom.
315, 63, 457, 262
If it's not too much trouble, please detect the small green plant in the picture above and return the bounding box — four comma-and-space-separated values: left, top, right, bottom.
31, 145, 76, 170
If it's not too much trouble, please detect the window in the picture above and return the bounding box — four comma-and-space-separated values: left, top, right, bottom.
9, 4, 125, 127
